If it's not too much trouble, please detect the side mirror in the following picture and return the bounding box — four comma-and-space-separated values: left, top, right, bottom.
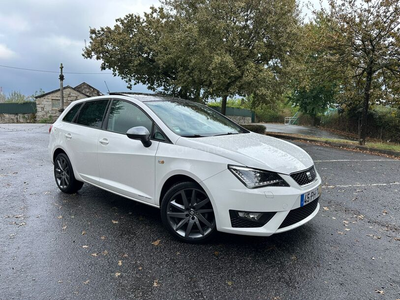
126, 126, 152, 148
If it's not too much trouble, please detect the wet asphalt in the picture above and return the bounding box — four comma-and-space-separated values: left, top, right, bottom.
0, 124, 399, 300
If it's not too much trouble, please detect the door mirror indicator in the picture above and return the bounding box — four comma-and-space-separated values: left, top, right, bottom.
126, 126, 152, 147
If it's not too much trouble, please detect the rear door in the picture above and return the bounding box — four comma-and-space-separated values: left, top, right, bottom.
97, 99, 159, 204
62, 99, 109, 184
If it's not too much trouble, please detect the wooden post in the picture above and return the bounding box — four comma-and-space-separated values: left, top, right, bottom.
59, 63, 65, 113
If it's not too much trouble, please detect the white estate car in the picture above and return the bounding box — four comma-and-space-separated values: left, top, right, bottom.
49, 93, 321, 243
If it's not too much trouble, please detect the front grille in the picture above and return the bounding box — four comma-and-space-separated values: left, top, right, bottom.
229, 211, 276, 228
291, 166, 317, 186
278, 198, 319, 229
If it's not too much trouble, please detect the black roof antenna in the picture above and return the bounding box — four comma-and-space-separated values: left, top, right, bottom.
104, 81, 110, 94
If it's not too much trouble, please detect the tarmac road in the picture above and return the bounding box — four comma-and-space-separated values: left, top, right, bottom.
0, 124, 399, 300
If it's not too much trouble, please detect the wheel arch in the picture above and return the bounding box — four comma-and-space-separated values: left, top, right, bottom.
159, 174, 199, 206
53, 148, 67, 163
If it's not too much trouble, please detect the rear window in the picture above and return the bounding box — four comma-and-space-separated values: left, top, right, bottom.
63, 103, 83, 123
76, 100, 109, 129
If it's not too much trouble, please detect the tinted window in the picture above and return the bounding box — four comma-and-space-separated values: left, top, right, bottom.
76, 100, 108, 128
63, 103, 83, 123
106, 100, 153, 134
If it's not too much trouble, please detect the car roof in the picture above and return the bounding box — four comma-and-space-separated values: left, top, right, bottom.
109, 92, 182, 102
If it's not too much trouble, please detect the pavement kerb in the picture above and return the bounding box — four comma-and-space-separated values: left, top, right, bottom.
266, 132, 400, 158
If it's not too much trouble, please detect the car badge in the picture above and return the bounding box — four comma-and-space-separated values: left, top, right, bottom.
306, 171, 312, 181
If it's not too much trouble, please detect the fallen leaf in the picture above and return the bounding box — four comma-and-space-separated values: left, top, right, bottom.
58, 280, 63, 283
83, 280, 90, 285
62, 225, 67, 230
118, 260, 122, 266
151, 239, 161, 246
345, 228, 350, 231
112, 220, 119, 224
382, 210, 388, 215
214, 251, 219, 256
338, 231, 344, 235
332, 217, 336, 220
227, 281, 233, 286
102, 250, 108, 256
291, 255, 297, 261
375, 289, 384, 295
138, 267, 142, 270
394, 238, 400, 241
82, 231, 86, 235
82, 245, 89, 249
91, 253, 98, 257
343, 221, 349, 224
122, 254, 129, 258
323, 207, 329, 211
57, 216, 63, 219
153, 279, 160, 287
115, 272, 121, 278
101, 236, 106, 240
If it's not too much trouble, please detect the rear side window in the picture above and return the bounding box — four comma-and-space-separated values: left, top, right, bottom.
63, 103, 83, 123
106, 100, 153, 134
76, 100, 109, 129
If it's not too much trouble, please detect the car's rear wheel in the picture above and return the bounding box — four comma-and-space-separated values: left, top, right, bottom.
54, 153, 83, 194
161, 182, 216, 243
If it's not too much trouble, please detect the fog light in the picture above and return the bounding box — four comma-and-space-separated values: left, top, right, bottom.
238, 212, 263, 221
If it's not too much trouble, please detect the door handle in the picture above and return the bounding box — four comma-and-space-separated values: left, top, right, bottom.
65, 133, 72, 140
99, 138, 109, 145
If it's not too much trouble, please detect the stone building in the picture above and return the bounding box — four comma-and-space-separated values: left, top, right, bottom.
35, 82, 102, 121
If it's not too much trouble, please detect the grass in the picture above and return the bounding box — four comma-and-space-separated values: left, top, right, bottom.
268, 133, 400, 153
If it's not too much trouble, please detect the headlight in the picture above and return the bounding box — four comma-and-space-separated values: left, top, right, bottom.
228, 165, 289, 188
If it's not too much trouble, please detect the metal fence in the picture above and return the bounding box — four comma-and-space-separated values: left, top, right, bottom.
0, 102, 37, 114
210, 106, 255, 123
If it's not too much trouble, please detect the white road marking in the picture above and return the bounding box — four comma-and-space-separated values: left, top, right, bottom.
322, 182, 400, 189
315, 159, 397, 163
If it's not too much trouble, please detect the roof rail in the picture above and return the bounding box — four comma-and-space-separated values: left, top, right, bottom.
109, 92, 161, 96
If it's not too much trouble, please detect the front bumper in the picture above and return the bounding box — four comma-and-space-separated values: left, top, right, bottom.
201, 169, 322, 236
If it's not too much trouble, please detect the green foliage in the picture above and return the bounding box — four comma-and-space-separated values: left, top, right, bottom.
37, 116, 54, 124
321, 106, 400, 143
307, 0, 400, 144
288, 84, 336, 125
83, 0, 301, 108
1, 90, 41, 103
5, 91, 29, 103
241, 124, 266, 134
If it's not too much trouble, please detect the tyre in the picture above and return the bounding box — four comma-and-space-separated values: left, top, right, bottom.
161, 182, 216, 243
54, 153, 84, 194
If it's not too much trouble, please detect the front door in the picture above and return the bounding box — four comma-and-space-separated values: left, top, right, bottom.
97, 100, 158, 204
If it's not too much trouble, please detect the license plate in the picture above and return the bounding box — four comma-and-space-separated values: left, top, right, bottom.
301, 186, 320, 207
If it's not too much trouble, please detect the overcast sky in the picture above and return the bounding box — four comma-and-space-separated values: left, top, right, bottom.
0, 0, 317, 96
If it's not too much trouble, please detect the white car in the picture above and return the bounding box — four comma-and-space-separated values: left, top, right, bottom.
49, 93, 321, 243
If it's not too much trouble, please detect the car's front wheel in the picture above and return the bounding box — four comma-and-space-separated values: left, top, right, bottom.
54, 153, 84, 194
161, 182, 216, 243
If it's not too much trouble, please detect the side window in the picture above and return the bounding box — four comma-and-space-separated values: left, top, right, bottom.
153, 125, 166, 141
63, 103, 83, 123
106, 100, 153, 134
76, 100, 109, 129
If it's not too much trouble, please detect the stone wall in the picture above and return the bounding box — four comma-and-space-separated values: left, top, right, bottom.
0, 113, 36, 123
36, 88, 86, 121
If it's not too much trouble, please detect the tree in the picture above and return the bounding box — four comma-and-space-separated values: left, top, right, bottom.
6, 91, 27, 103
83, 0, 301, 114
310, 0, 400, 145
